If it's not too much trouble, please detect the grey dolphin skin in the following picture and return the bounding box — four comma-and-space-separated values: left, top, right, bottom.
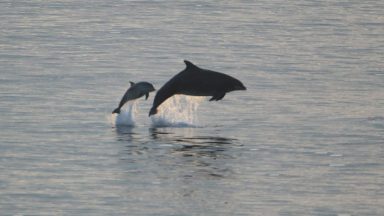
112, 81, 155, 114
149, 60, 246, 116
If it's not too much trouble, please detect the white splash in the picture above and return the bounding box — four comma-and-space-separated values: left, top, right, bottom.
150, 95, 205, 127
110, 101, 137, 127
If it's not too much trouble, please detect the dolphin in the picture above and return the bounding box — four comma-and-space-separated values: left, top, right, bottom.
149, 60, 246, 116
112, 81, 155, 114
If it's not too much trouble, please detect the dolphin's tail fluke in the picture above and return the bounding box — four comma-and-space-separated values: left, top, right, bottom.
149, 107, 157, 116
112, 107, 121, 114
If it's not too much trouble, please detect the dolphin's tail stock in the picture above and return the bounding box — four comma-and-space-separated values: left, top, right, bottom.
112, 107, 121, 114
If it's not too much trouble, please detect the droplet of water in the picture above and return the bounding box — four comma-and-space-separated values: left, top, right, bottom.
111, 101, 137, 127
151, 95, 205, 127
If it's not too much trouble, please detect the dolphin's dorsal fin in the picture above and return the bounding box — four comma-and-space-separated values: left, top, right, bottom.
129, 81, 135, 87
184, 60, 199, 70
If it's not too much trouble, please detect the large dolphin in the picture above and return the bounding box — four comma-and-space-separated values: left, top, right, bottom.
112, 81, 155, 114
149, 60, 246, 116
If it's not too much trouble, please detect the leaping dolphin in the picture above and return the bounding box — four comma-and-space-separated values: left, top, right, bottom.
112, 81, 155, 114
149, 60, 246, 116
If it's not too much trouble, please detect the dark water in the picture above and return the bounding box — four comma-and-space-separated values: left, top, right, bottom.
1, 0, 383, 215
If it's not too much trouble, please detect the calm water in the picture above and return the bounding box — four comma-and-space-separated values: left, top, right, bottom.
1, 0, 384, 215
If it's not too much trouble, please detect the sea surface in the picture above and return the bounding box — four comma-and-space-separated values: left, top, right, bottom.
1, 0, 383, 215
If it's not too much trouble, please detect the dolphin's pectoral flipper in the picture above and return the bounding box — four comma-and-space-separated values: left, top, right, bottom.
145, 93, 149, 100
215, 92, 226, 101
209, 92, 226, 101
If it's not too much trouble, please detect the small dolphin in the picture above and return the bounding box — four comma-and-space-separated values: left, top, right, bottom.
149, 60, 246, 116
112, 81, 155, 114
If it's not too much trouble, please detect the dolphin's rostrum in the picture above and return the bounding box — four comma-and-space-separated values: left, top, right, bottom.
112, 81, 155, 114
149, 60, 246, 116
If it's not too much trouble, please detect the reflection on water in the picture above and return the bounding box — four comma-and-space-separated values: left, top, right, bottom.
150, 127, 236, 157
149, 127, 236, 144
114, 125, 136, 142
111, 126, 239, 215
116, 127, 237, 180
